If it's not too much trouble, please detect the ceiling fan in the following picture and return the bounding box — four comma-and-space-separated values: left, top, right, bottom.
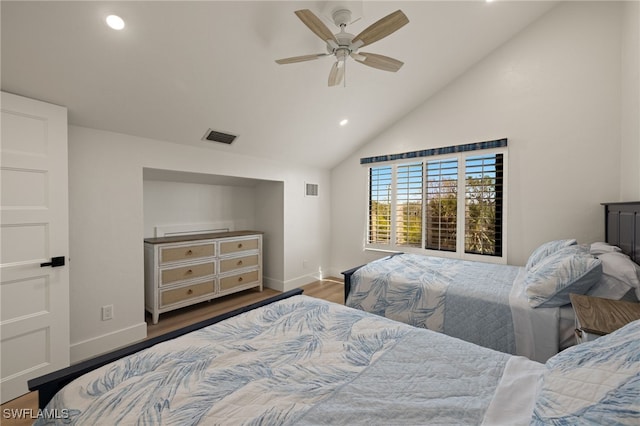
275, 8, 409, 87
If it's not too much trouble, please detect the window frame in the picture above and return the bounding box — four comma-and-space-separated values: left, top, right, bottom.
365, 147, 508, 263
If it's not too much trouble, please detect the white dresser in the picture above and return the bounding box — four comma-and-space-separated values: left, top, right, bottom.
144, 231, 263, 324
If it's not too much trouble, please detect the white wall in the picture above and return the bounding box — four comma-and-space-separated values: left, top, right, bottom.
330, 1, 630, 273
68, 126, 330, 362
143, 180, 257, 237
620, 0, 640, 199
254, 180, 285, 285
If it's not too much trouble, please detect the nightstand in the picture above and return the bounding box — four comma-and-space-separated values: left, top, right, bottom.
569, 293, 640, 343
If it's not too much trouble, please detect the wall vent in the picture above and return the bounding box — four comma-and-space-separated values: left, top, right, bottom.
305, 183, 319, 197
202, 129, 238, 144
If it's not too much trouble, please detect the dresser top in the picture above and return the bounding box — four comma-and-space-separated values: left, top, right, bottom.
144, 230, 263, 245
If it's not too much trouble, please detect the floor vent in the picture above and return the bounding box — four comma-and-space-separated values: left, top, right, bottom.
203, 129, 237, 144
305, 183, 319, 197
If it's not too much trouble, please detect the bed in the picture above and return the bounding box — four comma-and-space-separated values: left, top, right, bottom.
26, 202, 640, 424
342, 202, 640, 363
28, 291, 640, 425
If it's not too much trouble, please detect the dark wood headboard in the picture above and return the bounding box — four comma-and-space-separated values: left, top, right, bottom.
602, 201, 640, 265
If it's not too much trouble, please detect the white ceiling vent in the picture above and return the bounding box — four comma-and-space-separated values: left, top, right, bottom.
202, 129, 238, 145
305, 182, 319, 197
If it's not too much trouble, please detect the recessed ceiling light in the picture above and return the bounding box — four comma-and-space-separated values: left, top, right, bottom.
339, 119, 349, 126
106, 15, 125, 30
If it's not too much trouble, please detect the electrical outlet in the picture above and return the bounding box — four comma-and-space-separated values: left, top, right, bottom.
102, 305, 113, 321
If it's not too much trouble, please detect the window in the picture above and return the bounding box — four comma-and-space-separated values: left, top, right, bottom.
464, 154, 503, 256
368, 166, 392, 244
396, 163, 423, 247
425, 158, 458, 252
365, 141, 506, 260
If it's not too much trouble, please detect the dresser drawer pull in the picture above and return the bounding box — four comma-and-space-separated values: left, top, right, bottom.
236, 260, 243, 266
238, 277, 243, 282
186, 269, 193, 275
186, 249, 193, 255
187, 289, 193, 295
237, 243, 243, 249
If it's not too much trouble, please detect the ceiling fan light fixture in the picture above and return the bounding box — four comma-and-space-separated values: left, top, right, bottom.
339, 119, 349, 126
335, 49, 349, 61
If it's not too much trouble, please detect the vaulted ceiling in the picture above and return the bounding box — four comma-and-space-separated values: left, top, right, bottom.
1, 1, 557, 168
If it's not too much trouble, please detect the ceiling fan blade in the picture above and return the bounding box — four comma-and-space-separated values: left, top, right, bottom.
350, 10, 409, 49
295, 9, 338, 45
328, 62, 345, 87
275, 53, 329, 64
354, 52, 404, 72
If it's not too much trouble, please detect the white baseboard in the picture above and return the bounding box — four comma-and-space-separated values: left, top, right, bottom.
263, 273, 322, 292
324, 267, 344, 279
70, 322, 147, 364
263, 276, 285, 292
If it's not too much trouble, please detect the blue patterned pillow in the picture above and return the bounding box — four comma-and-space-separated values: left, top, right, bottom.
525, 245, 601, 308
526, 239, 577, 271
531, 319, 640, 425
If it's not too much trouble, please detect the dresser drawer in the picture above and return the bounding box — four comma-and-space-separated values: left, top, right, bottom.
160, 262, 215, 286
160, 280, 215, 307
219, 254, 258, 273
220, 270, 259, 292
160, 243, 215, 264
219, 237, 259, 255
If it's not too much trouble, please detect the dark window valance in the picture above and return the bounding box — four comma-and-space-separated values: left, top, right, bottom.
360, 138, 508, 165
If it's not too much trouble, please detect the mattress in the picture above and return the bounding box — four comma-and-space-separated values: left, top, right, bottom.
347, 253, 572, 362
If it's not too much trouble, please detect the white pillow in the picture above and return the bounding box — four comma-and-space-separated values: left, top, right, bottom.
588, 251, 640, 300
525, 239, 577, 271
531, 319, 640, 424
589, 276, 634, 300
589, 241, 622, 256
525, 246, 601, 308
588, 252, 640, 300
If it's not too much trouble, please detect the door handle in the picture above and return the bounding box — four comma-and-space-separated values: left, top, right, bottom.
40, 256, 65, 267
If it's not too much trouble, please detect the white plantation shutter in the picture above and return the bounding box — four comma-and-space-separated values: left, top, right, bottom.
425, 158, 458, 251
464, 154, 503, 256
364, 139, 507, 260
368, 166, 392, 244
395, 163, 423, 247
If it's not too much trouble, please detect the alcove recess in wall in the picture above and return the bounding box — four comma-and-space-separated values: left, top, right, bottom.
142, 168, 284, 287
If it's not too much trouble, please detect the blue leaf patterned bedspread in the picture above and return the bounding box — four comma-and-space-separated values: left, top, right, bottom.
35, 295, 524, 425
346, 254, 529, 356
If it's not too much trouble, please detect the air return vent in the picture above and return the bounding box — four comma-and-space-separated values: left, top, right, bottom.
305, 183, 319, 197
202, 129, 238, 145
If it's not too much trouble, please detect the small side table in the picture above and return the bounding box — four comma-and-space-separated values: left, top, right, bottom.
569, 293, 640, 343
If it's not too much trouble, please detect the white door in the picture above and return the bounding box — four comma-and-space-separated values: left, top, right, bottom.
0, 92, 69, 403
